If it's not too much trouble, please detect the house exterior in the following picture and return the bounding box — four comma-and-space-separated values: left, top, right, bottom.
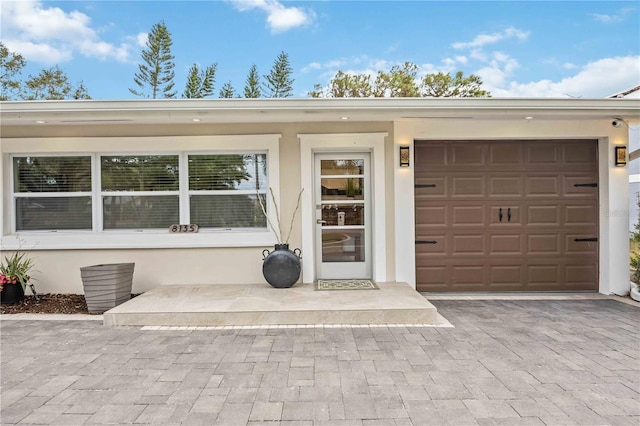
1, 98, 638, 296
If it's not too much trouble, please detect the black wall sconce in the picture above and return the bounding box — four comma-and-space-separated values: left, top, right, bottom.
400, 146, 410, 167
615, 146, 627, 167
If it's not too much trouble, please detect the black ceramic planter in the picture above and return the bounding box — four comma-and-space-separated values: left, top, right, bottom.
1, 282, 25, 304
262, 244, 301, 288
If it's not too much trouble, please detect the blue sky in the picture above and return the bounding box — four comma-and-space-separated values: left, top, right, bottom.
1, 0, 639, 99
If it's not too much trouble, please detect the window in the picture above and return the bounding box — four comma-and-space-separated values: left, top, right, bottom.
101, 155, 180, 230
188, 154, 267, 229
13, 156, 92, 231
11, 152, 269, 232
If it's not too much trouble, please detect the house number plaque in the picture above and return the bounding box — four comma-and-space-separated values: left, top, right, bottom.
169, 224, 199, 233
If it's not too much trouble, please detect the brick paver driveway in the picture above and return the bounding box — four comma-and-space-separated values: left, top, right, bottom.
1, 299, 638, 425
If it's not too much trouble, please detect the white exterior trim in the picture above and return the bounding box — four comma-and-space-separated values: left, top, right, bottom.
299, 133, 388, 283
1, 134, 281, 250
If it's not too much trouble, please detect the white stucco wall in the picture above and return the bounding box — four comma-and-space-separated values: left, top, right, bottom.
393, 118, 630, 295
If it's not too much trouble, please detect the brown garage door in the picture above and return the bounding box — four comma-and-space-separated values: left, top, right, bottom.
415, 140, 598, 292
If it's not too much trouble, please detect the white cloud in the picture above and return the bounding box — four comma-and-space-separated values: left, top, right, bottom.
136, 33, 148, 47
452, 27, 529, 49
489, 55, 640, 98
2, 39, 72, 64
591, 7, 636, 24
228, 0, 315, 33
0, 0, 137, 64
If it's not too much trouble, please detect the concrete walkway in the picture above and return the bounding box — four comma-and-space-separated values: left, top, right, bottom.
1, 298, 638, 425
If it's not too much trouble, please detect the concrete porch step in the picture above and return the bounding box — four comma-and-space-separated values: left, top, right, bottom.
103, 281, 445, 327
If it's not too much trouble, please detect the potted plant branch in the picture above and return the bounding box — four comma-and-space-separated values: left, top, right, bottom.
0, 251, 36, 304
257, 187, 304, 288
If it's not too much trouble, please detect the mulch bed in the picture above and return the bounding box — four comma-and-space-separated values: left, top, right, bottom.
1, 294, 91, 314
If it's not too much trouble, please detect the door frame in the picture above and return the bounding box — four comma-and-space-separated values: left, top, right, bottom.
314, 152, 372, 279
299, 133, 388, 283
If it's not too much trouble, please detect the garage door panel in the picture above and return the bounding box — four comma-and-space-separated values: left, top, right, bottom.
415, 140, 598, 292
490, 265, 522, 287
453, 206, 485, 225
415, 235, 447, 255
490, 234, 522, 254
452, 144, 485, 166
526, 176, 560, 197
565, 234, 598, 254
565, 264, 598, 285
527, 264, 560, 285
527, 205, 560, 226
564, 205, 598, 226
453, 234, 485, 254
416, 266, 447, 289
563, 142, 598, 167
416, 205, 447, 226
564, 175, 599, 196
415, 175, 446, 198
452, 264, 486, 286
452, 176, 485, 197
489, 176, 523, 196
490, 206, 520, 225
415, 144, 447, 170
527, 143, 560, 165
527, 234, 560, 255
489, 144, 524, 166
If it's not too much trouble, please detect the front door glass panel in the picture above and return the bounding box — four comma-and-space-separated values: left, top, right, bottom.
315, 155, 370, 279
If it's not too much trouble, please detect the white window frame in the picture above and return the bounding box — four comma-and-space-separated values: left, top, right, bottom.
99, 152, 181, 233
1, 135, 281, 249
11, 153, 95, 233
186, 152, 269, 231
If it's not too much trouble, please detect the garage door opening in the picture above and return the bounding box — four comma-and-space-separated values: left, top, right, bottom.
414, 140, 599, 292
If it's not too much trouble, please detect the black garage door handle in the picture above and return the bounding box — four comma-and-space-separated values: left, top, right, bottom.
416, 240, 437, 244
574, 238, 598, 242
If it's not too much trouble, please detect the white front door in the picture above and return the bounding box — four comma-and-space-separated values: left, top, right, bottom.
314, 153, 372, 279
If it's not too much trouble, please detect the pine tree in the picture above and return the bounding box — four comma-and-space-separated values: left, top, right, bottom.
130, 21, 176, 99
219, 81, 236, 98
263, 51, 294, 98
243, 64, 261, 98
183, 64, 216, 98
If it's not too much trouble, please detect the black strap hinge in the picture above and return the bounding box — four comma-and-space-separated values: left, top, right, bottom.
416, 240, 437, 244
415, 184, 437, 188
574, 238, 598, 242
574, 183, 598, 188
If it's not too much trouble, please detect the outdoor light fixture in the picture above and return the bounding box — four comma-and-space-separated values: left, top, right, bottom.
615, 146, 627, 167
400, 146, 410, 167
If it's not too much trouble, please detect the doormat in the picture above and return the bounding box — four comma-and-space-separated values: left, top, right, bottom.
315, 280, 379, 291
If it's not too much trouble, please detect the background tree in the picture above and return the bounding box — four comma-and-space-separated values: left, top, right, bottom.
373, 62, 420, 97
310, 63, 490, 98
263, 51, 294, 98
0, 41, 26, 100
309, 71, 372, 98
130, 21, 176, 99
420, 71, 490, 97
1, 42, 90, 100
183, 64, 216, 98
24, 66, 90, 100
219, 81, 236, 98
243, 64, 261, 98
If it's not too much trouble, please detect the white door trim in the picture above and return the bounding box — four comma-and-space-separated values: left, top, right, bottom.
299, 133, 388, 283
